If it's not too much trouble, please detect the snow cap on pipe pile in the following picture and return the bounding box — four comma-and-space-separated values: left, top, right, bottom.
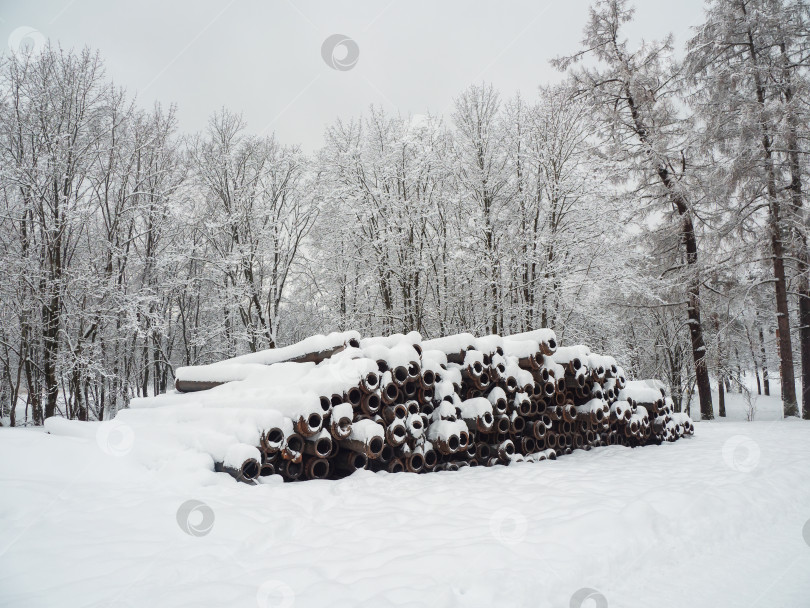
303, 355, 380, 401
431, 399, 458, 423
619, 380, 666, 408
552, 345, 591, 371
458, 396, 495, 432
220, 331, 361, 366
503, 328, 557, 355
487, 386, 508, 414
220, 443, 262, 481
502, 356, 534, 392
173, 331, 362, 392
421, 332, 476, 364
427, 419, 467, 455
502, 339, 543, 369
474, 334, 505, 361
421, 349, 449, 368
359, 331, 422, 350
434, 379, 457, 403
346, 419, 385, 457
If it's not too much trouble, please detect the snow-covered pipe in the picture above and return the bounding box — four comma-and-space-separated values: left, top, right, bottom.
504, 328, 557, 355
218, 443, 262, 482
493, 439, 515, 463
282, 433, 304, 463
174, 331, 361, 392
260, 427, 286, 454
385, 420, 408, 448
502, 339, 543, 370
487, 386, 508, 414
294, 412, 323, 438
326, 408, 351, 439
509, 413, 526, 435
420, 333, 476, 363
339, 419, 385, 459
303, 431, 333, 458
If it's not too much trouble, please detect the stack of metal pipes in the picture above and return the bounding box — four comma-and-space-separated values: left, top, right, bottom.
173, 329, 694, 482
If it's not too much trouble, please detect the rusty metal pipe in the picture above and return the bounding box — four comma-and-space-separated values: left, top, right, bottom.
404, 452, 424, 473
278, 459, 304, 480
217, 457, 261, 482
494, 439, 515, 463
403, 379, 419, 398
338, 435, 384, 459
345, 387, 363, 407
392, 365, 409, 386
422, 447, 438, 470
335, 450, 367, 472
360, 392, 381, 416
360, 372, 380, 394
282, 433, 304, 463
381, 403, 408, 424
381, 383, 400, 405
532, 420, 547, 440
385, 422, 408, 447
295, 412, 323, 438
261, 427, 285, 455
329, 412, 352, 440
387, 457, 405, 473
303, 434, 333, 458
476, 442, 491, 461
304, 457, 331, 480
420, 369, 436, 388
405, 400, 420, 415
434, 434, 460, 455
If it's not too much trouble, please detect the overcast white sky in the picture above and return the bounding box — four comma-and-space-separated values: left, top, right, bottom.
1, 0, 707, 150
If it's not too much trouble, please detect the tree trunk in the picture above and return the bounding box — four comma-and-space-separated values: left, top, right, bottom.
760, 325, 770, 396
743, 20, 798, 416
779, 40, 810, 419
715, 314, 726, 417
620, 79, 713, 420
766, 175, 798, 416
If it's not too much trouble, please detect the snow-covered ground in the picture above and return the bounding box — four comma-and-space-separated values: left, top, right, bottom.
2, 412, 809, 608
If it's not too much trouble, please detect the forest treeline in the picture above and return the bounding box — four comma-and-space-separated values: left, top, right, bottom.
2, 0, 809, 424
